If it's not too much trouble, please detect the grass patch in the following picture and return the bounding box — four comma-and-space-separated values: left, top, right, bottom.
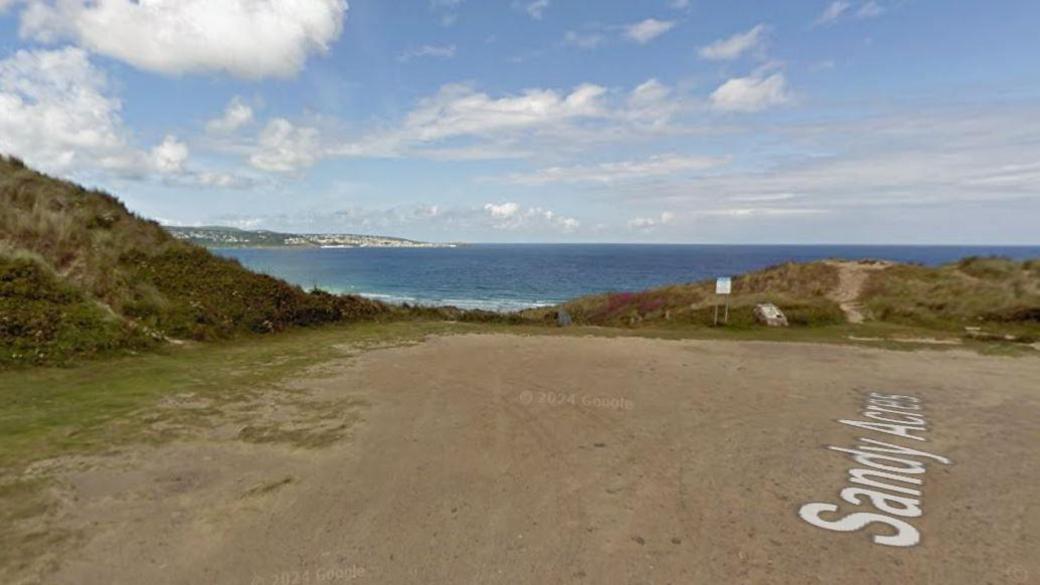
861, 257, 1040, 339
0, 320, 463, 473
525, 261, 844, 328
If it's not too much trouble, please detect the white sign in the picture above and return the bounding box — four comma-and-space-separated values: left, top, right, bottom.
715, 277, 732, 295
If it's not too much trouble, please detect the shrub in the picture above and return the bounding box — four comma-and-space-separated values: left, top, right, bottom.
0, 155, 392, 365
0, 256, 156, 366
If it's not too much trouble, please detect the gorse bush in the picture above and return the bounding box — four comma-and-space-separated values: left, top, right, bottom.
0, 156, 391, 365
0, 255, 156, 366
120, 247, 385, 340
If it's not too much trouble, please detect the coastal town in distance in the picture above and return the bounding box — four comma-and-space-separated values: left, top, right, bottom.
167, 226, 458, 249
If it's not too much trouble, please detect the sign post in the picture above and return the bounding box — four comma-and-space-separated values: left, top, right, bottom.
714, 277, 732, 326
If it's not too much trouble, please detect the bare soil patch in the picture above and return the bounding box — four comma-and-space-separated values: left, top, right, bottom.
826, 260, 893, 323
11, 334, 1040, 585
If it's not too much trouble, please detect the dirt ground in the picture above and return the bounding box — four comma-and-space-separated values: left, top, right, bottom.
17, 334, 1040, 585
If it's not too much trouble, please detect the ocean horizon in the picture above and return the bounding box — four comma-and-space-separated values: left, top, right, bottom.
215, 244, 1040, 312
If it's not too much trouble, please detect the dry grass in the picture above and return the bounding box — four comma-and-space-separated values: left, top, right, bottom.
526, 261, 845, 328
861, 257, 1040, 335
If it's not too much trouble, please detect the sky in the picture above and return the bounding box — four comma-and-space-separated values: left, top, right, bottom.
1, 0, 1039, 244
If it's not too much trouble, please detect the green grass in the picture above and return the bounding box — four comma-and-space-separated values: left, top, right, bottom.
861, 257, 1040, 339
526, 261, 845, 328
0, 320, 469, 473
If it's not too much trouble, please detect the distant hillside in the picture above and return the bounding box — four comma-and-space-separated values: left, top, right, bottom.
0, 156, 387, 366
166, 226, 455, 249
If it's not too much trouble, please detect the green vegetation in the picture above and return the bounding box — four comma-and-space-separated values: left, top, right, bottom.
2, 156, 1037, 369
527, 261, 846, 328
0, 320, 467, 471
1, 156, 389, 366
0, 254, 156, 365
526, 258, 1038, 342
861, 257, 1040, 338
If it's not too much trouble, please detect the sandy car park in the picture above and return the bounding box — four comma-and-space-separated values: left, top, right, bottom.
8, 333, 1040, 585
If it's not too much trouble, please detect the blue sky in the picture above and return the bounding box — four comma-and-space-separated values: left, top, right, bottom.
1, 0, 1038, 244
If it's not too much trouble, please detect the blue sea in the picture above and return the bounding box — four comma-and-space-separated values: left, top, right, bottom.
215, 245, 1040, 312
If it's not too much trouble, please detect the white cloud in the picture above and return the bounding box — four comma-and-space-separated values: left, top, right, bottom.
624, 19, 675, 44
813, 1, 884, 26
516, 0, 549, 20
698, 24, 768, 61
484, 201, 520, 219
398, 82, 607, 143
813, 1, 851, 26
151, 135, 189, 173
669, 0, 690, 9
249, 118, 321, 172
621, 78, 683, 127
18, 0, 347, 79
192, 171, 252, 188
696, 207, 826, 218
710, 72, 791, 112
564, 30, 606, 49
321, 78, 691, 162
857, 1, 885, 18
398, 44, 457, 62
206, 97, 254, 134
0, 47, 252, 187
628, 211, 675, 231
629, 79, 672, 105
502, 154, 729, 185
611, 107, 1040, 230
483, 201, 579, 232
0, 47, 127, 172
209, 200, 583, 238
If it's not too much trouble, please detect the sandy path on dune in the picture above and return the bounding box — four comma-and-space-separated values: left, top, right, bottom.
825, 260, 892, 324
32, 334, 1040, 585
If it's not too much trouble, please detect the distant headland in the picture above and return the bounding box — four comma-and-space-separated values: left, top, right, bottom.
165, 225, 458, 249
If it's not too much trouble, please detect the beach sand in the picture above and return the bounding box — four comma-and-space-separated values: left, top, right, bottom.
29, 334, 1040, 585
